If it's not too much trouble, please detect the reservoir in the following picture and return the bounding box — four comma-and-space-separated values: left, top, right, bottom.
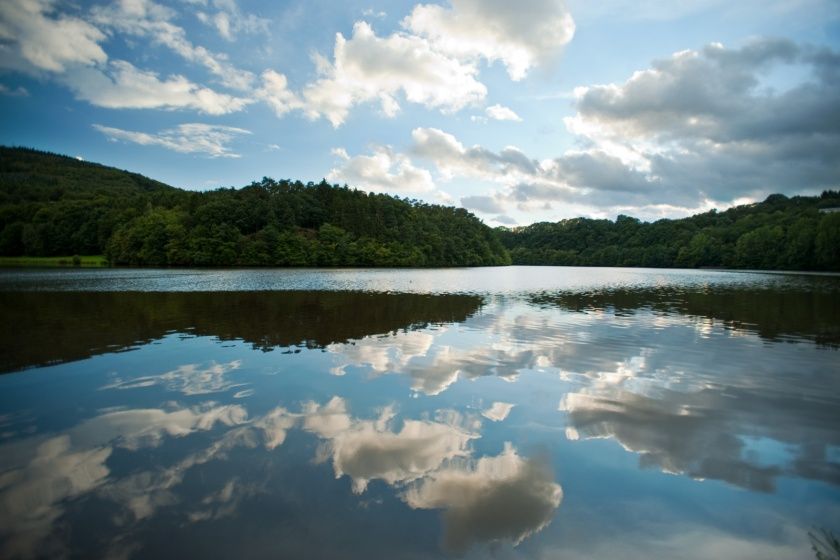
1, 267, 838, 559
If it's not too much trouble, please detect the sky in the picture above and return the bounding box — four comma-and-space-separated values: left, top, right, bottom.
0, 0, 839, 226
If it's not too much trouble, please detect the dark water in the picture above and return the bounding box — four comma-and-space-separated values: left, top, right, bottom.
0, 267, 838, 559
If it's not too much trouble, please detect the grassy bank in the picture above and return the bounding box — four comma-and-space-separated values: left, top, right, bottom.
0, 255, 109, 267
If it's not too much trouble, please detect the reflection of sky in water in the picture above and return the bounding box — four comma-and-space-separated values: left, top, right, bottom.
0, 268, 838, 558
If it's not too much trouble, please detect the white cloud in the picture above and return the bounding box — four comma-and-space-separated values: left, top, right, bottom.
0, 0, 107, 72
91, 0, 256, 91
564, 38, 840, 204
403, 0, 575, 80
0, 0, 256, 117
392, 37, 840, 219
302, 21, 486, 126
485, 103, 522, 121
256, 69, 303, 117
412, 127, 539, 181
193, 0, 270, 41
68, 60, 251, 114
327, 144, 436, 194
403, 442, 563, 552
362, 8, 387, 18
94, 122, 251, 157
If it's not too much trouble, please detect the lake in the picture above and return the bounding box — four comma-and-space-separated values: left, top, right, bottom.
0, 266, 838, 559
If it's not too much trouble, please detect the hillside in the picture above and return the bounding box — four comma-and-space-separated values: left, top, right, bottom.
2, 146, 838, 271
0, 147, 510, 267
498, 193, 840, 271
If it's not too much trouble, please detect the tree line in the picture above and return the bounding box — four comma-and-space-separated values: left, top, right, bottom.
1, 146, 838, 270
0, 147, 510, 267
497, 192, 840, 271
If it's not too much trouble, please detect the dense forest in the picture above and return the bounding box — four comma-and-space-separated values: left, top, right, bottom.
498, 192, 840, 271
1, 146, 838, 270
0, 147, 509, 267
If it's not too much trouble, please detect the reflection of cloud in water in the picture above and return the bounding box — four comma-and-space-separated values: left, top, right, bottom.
0, 392, 563, 556
562, 382, 840, 491
254, 406, 297, 450
301, 398, 563, 551
103, 360, 245, 396
327, 299, 840, 493
0, 435, 111, 557
71, 404, 249, 451
545, 521, 809, 560
482, 402, 514, 422
303, 397, 476, 493
100, 427, 260, 521
403, 442, 563, 553
0, 403, 248, 557
326, 311, 556, 395
328, 332, 435, 377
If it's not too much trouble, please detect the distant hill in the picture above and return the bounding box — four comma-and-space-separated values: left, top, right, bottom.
0, 146, 176, 199
0, 147, 510, 267
1, 146, 837, 270
497, 192, 840, 271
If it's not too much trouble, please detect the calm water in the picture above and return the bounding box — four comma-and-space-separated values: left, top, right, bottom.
0, 267, 838, 559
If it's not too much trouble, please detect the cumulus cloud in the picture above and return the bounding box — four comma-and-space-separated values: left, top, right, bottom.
403, 0, 575, 80
0, 0, 107, 72
0, 0, 256, 116
564, 38, 840, 204
302, 21, 486, 126
403, 442, 563, 552
387, 39, 840, 218
94, 122, 251, 157
67, 60, 251, 114
485, 103, 522, 121
412, 127, 539, 180
257, 69, 303, 117
327, 144, 436, 194
297, 1, 576, 126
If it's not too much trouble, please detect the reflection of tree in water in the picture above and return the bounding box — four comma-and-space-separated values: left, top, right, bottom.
0, 291, 483, 373
530, 283, 840, 346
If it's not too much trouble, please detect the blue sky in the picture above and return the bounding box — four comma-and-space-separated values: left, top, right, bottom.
1, 0, 838, 225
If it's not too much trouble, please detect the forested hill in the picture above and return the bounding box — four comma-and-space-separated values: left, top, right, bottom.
497, 192, 840, 271
2, 146, 838, 270
0, 147, 510, 267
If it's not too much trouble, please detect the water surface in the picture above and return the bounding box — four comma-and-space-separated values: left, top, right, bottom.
0, 267, 838, 559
